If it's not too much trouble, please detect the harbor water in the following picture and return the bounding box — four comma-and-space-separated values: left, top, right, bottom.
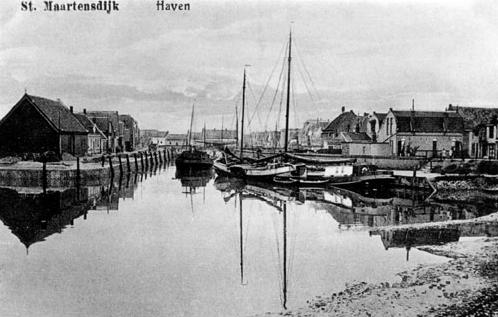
0, 165, 493, 317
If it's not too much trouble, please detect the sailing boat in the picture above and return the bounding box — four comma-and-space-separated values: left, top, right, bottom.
175, 104, 214, 169
216, 32, 297, 180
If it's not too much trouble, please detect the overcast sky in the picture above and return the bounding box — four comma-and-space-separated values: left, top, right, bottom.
1, 0, 498, 132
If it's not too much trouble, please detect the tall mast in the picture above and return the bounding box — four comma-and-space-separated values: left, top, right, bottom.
188, 103, 195, 147
203, 122, 206, 148
283, 202, 288, 309
235, 103, 239, 146
240, 68, 247, 159
284, 30, 292, 153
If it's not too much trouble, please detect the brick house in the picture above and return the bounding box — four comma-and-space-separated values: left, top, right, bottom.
377, 109, 464, 157
0, 94, 88, 158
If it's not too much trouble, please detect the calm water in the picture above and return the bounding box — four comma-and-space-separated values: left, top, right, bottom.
1, 165, 491, 317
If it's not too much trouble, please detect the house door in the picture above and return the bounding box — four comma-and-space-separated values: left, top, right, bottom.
432, 140, 437, 158
397, 140, 402, 156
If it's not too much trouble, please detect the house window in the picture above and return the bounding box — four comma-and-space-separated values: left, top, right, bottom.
386, 119, 389, 135
489, 126, 495, 139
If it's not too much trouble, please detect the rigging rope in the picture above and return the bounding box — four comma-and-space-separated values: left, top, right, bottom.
250, 40, 288, 130
246, 41, 287, 128
294, 38, 322, 101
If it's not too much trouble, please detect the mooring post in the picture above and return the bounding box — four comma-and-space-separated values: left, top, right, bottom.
76, 156, 81, 186
154, 151, 159, 165
76, 156, 81, 201
149, 151, 154, 166
126, 154, 131, 173
144, 151, 149, 170
134, 153, 138, 171
42, 161, 47, 194
411, 166, 417, 188
140, 152, 144, 171
101, 155, 105, 167
118, 154, 123, 175
163, 149, 167, 162
108, 155, 114, 178
158, 150, 162, 164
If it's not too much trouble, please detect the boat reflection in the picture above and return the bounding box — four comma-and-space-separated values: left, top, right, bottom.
214, 176, 483, 230
214, 176, 498, 274
175, 168, 214, 195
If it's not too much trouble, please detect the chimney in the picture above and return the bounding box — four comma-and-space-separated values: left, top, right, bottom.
341, 106, 345, 113
70, 106, 73, 113
83, 108, 87, 114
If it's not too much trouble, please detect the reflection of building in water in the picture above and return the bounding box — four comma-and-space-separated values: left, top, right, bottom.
309, 186, 495, 229
216, 180, 496, 229
373, 228, 460, 261
371, 222, 498, 260
0, 187, 100, 251
377, 228, 460, 250
0, 173, 145, 251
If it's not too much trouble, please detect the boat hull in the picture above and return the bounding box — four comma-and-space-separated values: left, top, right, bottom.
229, 164, 296, 181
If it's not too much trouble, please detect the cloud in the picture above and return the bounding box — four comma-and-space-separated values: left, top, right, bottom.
1, 0, 498, 132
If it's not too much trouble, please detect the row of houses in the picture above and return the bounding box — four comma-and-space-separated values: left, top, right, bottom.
229, 103, 498, 159
0, 94, 140, 158
320, 103, 498, 159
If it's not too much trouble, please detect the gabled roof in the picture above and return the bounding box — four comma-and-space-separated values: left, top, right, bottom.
74, 113, 106, 138
450, 105, 498, 130
341, 132, 371, 142
19, 94, 87, 133
118, 114, 137, 128
323, 110, 356, 132
372, 112, 387, 124
85, 111, 119, 133
391, 110, 464, 133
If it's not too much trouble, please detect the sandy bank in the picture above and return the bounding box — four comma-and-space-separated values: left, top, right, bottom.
257, 218, 498, 317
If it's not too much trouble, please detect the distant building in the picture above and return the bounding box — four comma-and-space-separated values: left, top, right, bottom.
299, 119, 329, 148
74, 113, 107, 155
165, 133, 188, 146
202, 128, 237, 141
0, 94, 88, 158
248, 131, 280, 148
377, 109, 464, 157
119, 114, 140, 151
279, 128, 300, 149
